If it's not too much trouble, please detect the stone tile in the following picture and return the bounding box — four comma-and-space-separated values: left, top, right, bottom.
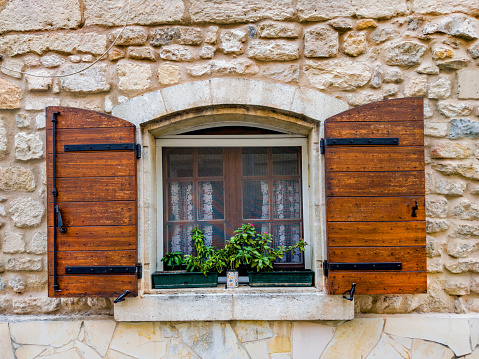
268, 336, 291, 353
167, 339, 195, 359
110, 322, 165, 359
235, 321, 273, 342
74, 340, 102, 359
411, 339, 456, 359
0, 323, 14, 359
84, 320, 116, 357
321, 318, 384, 359
292, 322, 334, 359
106, 349, 136, 359
385, 318, 471, 356
15, 345, 47, 359
470, 319, 479, 349
10, 321, 81, 347
177, 322, 249, 359
244, 340, 269, 359
367, 335, 409, 359
40, 350, 82, 359
390, 334, 413, 349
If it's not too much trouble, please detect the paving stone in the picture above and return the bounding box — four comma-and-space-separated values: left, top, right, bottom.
304, 25, 339, 58
304, 59, 371, 90
247, 41, 300, 61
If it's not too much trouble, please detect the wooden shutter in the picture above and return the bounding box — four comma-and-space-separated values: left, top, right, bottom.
324, 98, 426, 295
46, 107, 139, 297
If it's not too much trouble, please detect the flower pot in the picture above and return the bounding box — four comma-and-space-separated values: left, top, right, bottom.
226, 269, 239, 288
152, 271, 218, 289
248, 270, 314, 287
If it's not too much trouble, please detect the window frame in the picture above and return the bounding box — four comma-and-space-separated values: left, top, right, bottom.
155, 135, 312, 273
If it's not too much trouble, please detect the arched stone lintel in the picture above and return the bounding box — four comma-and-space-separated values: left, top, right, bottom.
111, 78, 349, 128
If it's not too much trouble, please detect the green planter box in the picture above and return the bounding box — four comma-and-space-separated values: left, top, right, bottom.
248, 270, 314, 287
152, 271, 218, 289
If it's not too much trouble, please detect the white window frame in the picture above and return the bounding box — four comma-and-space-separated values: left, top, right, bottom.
155, 135, 312, 272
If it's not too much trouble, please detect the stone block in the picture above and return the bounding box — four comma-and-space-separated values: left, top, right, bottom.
343, 32, 367, 57
468, 42, 479, 58
127, 47, 156, 61
438, 102, 473, 117
446, 259, 479, 273
426, 235, 440, 257
200, 45, 216, 59
41, 54, 64, 68
436, 56, 470, 71
27, 231, 47, 254
248, 41, 300, 61
404, 75, 428, 97
329, 18, 354, 32
160, 45, 197, 62
429, 77, 452, 99
426, 198, 448, 218
426, 219, 449, 233
5, 257, 42, 271
8, 275, 25, 293
0, 59, 24, 79
431, 141, 471, 159
297, 0, 354, 21
0, 0, 81, 34
0, 167, 35, 192
259, 23, 301, 38
9, 197, 44, 228
84, 0, 184, 26
26, 71, 53, 92
447, 239, 477, 258
0, 120, 6, 159
372, 28, 400, 44
262, 64, 299, 83
435, 177, 466, 196
150, 27, 180, 47
190, 0, 294, 23
0, 78, 21, 109
15, 114, 30, 128
354, 0, 408, 19
15, 133, 43, 161
304, 59, 371, 90
60, 64, 110, 94
176, 27, 204, 46
425, 122, 448, 138
219, 29, 248, 55
109, 27, 148, 46
235, 321, 273, 342
158, 63, 181, 85
356, 19, 378, 30
423, 14, 478, 40
384, 41, 427, 67
304, 25, 338, 58
413, 0, 479, 16
454, 201, 479, 220
383, 68, 403, 83
187, 59, 259, 77
3, 232, 25, 254
458, 69, 479, 99
109, 48, 125, 61
117, 61, 152, 91
417, 63, 440, 75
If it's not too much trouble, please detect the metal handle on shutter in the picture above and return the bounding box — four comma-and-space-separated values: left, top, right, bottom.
343, 283, 356, 301
55, 205, 67, 234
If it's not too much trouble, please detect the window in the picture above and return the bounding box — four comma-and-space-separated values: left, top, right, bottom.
156, 134, 311, 271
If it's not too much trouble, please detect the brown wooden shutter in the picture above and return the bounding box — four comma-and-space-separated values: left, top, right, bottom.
324, 98, 426, 295
46, 107, 139, 298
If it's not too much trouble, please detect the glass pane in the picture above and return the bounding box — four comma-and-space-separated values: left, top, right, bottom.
198, 148, 223, 177
272, 223, 302, 263
243, 180, 269, 219
242, 148, 268, 177
273, 179, 301, 219
198, 181, 224, 220
168, 182, 194, 221
167, 223, 196, 255
273, 147, 299, 176
167, 148, 193, 178
198, 223, 225, 248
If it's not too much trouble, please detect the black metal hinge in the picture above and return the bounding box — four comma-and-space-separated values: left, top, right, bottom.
66, 263, 142, 279
64, 142, 141, 158
323, 260, 402, 276
320, 137, 399, 154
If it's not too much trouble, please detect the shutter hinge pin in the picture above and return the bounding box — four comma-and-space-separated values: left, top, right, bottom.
323, 260, 328, 276
320, 139, 325, 154
136, 263, 142, 279
135, 144, 141, 159
114, 290, 131, 303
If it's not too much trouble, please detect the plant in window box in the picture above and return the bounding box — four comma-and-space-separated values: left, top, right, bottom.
152, 227, 219, 289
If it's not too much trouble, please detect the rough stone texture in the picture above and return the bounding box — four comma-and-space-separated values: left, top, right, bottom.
84, 321, 117, 357
417, 63, 440, 75
109, 27, 148, 46
304, 26, 339, 58
0, 78, 21, 110
446, 259, 479, 273
436, 56, 470, 71
205, 26, 219, 44
158, 64, 181, 85
0, 0, 81, 34
428, 77, 452, 99
84, 0, 184, 26
8, 275, 25, 293
15, 114, 30, 129
117, 62, 152, 91
297, 0, 354, 21
25, 71, 52, 92
14, 133, 43, 161
454, 201, 479, 220
235, 321, 272, 342
383, 68, 404, 83
9, 197, 44, 228
431, 141, 471, 159
372, 28, 400, 44
414, 0, 479, 16
3, 232, 25, 254
438, 102, 473, 118
5, 257, 42, 271
219, 29, 248, 55
200, 45, 216, 59
27, 232, 46, 255
187, 59, 259, 77
458, 69, 479, 99
322, 319, 384, 358
127, 47, 156, 61
356, 19, 377, 30
0, 167, 35, 192
1, 59, 24, 79
160, 45, 197, 62
432, 45, 454, 60
404, 75, 427, 97
450, 119, 479, 140
423, 15, 479, 40
40, 55, 64, 68
0, 33, 108, 56
262, 65, 299, 83
426, 198, 448, 218
343, 32, 367, 57
447, 239, 477, 258
0, 120, 5, 159
259, 23, 300, 38
384, 41, 427, 67
304, 60, 371, 90
435, 177, 467, 196
190, 0, 294, 23
150, 28, 181, 47
427, 219, 450, 233
60, 64, 110, 94
328, 18, 353, 32
109, 48, 125, 61
248, 41, 300, 61
468, 42, 479, 58
425, 123, 448, 138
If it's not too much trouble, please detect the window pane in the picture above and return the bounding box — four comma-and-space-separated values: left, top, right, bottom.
198, 148, 223, 177
198, 181, 224, 220
167, 223, 196, 254
198, 223, 225, 248
243, 180, 269, 219
242, 148, 268, 177
273, 179, 301, 219
168, 182, 194, 221
272, 223, 302, 263
273, 147, 299, 176
167, 149, 193, 178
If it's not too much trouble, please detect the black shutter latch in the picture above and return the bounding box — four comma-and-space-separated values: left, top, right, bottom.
343, 283, 356, 301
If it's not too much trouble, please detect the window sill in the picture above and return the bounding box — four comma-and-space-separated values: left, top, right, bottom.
113, 286, 354, 322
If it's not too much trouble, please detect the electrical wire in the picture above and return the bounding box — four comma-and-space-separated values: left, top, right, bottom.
0, 0, 131, 78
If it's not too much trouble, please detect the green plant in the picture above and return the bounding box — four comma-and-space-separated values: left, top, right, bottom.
160, 251, 184, 269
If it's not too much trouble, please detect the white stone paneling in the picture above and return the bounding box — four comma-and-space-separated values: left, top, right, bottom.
10, 321, 81, 347
292, 322, 335, 359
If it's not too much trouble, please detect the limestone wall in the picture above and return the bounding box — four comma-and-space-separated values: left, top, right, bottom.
0, 0, 478, 316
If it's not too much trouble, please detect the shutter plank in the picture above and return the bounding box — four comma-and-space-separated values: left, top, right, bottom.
328, 222, 426, 247
327, 197, 425, 222
325, 121, 423, 146
326, 147, 424, 172
329, 272, 427, 294
328, 247, 426, 271
48, 226, 136, 251
47, 177, 136, 202
48, 275, 137, 297
46, 107, 133, 129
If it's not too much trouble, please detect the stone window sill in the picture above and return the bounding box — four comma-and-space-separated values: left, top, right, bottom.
113, 287, 354, 322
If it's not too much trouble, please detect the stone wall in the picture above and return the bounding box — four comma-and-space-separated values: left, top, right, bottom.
0, 0, 479, 316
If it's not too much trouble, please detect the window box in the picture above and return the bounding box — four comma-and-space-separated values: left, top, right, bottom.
248, 270, 314, 287
152, 271, 219, 289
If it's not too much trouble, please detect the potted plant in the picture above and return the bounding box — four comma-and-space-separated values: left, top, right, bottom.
152, 227, 219, 289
